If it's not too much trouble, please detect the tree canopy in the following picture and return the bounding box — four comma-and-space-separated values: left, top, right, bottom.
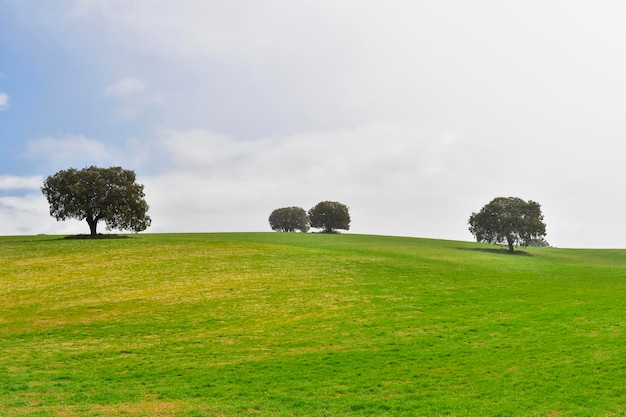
468, 196, 546, 252
41, 166, 151, 236
268, 206, 310, 232
308, 201, 350, 233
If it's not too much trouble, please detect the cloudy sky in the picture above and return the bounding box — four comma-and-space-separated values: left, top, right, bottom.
1, 1, 626, 248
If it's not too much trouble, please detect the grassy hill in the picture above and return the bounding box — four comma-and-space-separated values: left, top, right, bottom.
1, 233, 625, 416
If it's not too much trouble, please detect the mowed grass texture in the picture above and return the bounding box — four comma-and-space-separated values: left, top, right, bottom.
1, 233, 625, 416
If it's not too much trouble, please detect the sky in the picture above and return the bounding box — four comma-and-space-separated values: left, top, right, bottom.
1, 1, 626, 248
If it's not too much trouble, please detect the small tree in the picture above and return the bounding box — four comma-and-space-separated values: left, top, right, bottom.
308, 201, 350, 233
468, 196, 546, 252
42, 166, 151, 236
269, 206, 310, 232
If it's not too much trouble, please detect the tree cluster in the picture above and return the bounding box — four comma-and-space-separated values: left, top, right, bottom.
269, 201, 350, 234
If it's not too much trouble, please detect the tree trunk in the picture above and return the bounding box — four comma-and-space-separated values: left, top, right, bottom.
87, 217, 98, 237
507, 236, 514, 252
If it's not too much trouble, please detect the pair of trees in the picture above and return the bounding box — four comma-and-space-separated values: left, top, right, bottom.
269, 201, 350, 234
42, 166, 151, 237
468, 196, 547, 252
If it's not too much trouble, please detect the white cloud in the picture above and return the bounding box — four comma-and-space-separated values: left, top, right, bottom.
104, 77, 145, 98
0, 175, 43, 190
0, 194, 47, 214
0, 194, 85, 236
26, 134, 115, 167
103, 77, 162, 120
0, 92, 9, 110
57, 1, 626, 132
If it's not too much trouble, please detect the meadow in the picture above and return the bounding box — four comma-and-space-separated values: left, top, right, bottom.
1, 232, 625, 416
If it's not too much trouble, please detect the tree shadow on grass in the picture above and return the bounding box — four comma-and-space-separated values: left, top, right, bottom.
64, 234, 134, 240
455, 247, 534, 256
6, 234, 134, 244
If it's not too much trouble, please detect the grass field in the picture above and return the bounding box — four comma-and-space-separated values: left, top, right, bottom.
1, 232, 625, 416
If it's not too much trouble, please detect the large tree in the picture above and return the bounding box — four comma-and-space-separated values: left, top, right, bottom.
269, 206, 310, 232
308, 201, 350, 233
468, 196, 546, 252
42, 166, 151, 236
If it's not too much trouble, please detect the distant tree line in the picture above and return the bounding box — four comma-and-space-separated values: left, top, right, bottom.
40, 165, 552, 252
269, 201, 350, 234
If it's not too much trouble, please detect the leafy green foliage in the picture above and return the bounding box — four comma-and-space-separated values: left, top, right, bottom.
41, 166, 151, 236
468, 196, 546, 252
308, 200, 350, 233
268, 206, 310, 232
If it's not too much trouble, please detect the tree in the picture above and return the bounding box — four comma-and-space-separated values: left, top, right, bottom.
468, 196, 546, 252
269, 206, 310, 232
41, 166, 151, 236
308, 201, 350, 233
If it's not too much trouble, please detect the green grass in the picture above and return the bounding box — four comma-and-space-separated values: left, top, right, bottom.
1, 232, 625, 416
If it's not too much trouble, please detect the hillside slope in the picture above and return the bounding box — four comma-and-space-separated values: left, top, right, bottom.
1, 233, 625, 416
